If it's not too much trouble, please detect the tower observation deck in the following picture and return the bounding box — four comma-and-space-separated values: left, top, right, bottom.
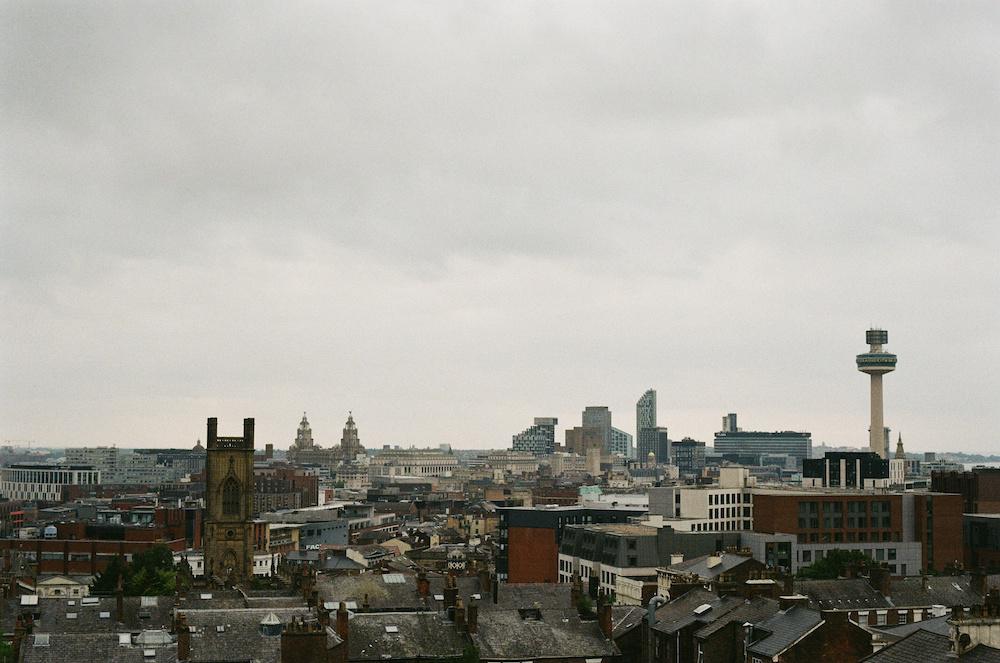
856, 329, 897, 458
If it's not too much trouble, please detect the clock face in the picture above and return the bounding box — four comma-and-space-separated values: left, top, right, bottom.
226, 529, 237, 539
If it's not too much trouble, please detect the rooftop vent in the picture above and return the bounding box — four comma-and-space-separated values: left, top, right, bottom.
217, 625, 225, 633
693, 604, 713, 615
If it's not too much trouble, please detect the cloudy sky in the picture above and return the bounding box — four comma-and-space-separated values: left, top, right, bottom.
2, 2, 998, 453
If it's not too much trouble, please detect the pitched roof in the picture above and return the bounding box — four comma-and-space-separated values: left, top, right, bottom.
747, 605, 823, 658
611, 605, 645, 638
886, 576, 984, 608
667, 553, 756, 580
348, 611, 469, 661
861, 628, 1000, 663
21, 632, 177, 663
183, 606, 319, 663
651, 589, 744, 635
694, 597, 780, 640
472, 609, 618, 660
794, 578, 893, 611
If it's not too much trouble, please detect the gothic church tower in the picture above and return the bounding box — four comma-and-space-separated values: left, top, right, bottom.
204, 417, 255, 585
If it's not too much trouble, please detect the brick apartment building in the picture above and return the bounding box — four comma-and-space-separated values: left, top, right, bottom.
751, 490, 963, 573
931, 467, 1000, 514
496, 504, 647, 583
0, 535, 187, 576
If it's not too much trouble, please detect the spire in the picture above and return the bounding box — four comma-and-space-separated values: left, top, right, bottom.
895, 433, 905, 459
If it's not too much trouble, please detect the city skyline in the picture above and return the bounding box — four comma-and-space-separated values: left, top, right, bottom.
3, 3, 998, 453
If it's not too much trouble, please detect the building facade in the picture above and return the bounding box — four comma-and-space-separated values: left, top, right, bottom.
0, 464, 100, 502
671, 438, 706, 475
802, 452, 890, 489
511, 417, 558, 456
370, 448, 458, 477
609, 426, 634, 458
713, 426, 812, 467
582, 406, 612, 453
203, 417, 256, 584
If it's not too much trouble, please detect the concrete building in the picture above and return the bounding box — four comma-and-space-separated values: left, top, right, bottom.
0, 464, 100, 502
511, 417, 558, 456
558, 522, 660, 595
564, 426, 605, 456
857, 328, 898, 459
370, 447, 458, 477
647, 466, 755, 533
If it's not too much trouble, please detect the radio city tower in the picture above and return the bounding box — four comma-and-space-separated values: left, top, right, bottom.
856, 329, 897, 459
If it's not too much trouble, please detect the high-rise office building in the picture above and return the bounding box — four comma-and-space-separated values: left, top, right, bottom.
713, 415, 812, 467
512, 417, 558, 456
609, 426, 634, 458
636, 389, 659, 462
582, 406, 612, 452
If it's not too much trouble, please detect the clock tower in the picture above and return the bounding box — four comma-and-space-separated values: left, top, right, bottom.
204, 417, 255, 585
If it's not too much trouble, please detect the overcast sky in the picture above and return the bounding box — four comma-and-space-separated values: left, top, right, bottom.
2, 2, 998, 454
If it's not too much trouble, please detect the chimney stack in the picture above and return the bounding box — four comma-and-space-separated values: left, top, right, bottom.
336, 602, 349, 649
597, 593, 612, 639
467, 598, 479, 634
454, 597, 466, 629
971, 569, 987, 596
116, 573, 125, 622
317, 598, 330, 627
417, 570, 430, 597
570, 572, 582, 608
444, 575, 458, 609
175, 612, 190, 661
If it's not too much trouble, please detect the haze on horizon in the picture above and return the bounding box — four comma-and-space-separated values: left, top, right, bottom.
2, 2, 998, 454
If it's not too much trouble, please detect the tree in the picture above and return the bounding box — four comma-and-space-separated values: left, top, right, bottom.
90, 544, 177, 596
797, 549, 872, 580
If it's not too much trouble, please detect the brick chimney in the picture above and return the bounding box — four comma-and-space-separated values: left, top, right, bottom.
444, 576, 458, 610
317, 598, 330, 627
868, 566, 891, 597
597, 593, 612, 639
309, 588, 318, 609
280, 618, 330, 663
467, 598, 479, 634
971, 569, 987, 596
336, 602, 349, 648
175, 612, 190, 661
570, 572, 582, 608
454, 597, 466, 629
116, 573, 125, 622
417, 570, 430, 597
478, 568, 490, 593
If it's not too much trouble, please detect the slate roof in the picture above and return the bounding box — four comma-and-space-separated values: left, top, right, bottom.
746, 605, 823, 658
611, 605, 645, 638
694, 597, 780, 640
348, 611, 469, 661
183, 606, 320, 663
794, 578, 893, 611
871, 614, 952, 639
667, 553, 756, 580
1, 595, 175, 634
887, 576, 984, 608
861, 628, 1000, 663
651, 589, 744, 635
21, 632, 178, 663
473, 609, 618, 660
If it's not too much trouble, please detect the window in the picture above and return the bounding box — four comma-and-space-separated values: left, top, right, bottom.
222, 477, 241, 516
877, 611, 887, 626
898, 611, 908, 625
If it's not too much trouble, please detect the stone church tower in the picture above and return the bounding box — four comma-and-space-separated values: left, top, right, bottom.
204, 417, 255, 585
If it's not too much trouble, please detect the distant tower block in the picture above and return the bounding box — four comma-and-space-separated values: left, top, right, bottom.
856, 329, 897, 459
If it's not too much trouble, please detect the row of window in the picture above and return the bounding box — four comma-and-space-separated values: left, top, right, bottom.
796, 531, 899, 544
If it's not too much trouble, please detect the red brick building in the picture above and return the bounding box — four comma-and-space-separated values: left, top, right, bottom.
751, 490, 963, 573
0, 535, 187, 575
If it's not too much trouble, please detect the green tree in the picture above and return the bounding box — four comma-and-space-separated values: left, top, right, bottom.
797, 549, 872, 580
91, 544, 177, 596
